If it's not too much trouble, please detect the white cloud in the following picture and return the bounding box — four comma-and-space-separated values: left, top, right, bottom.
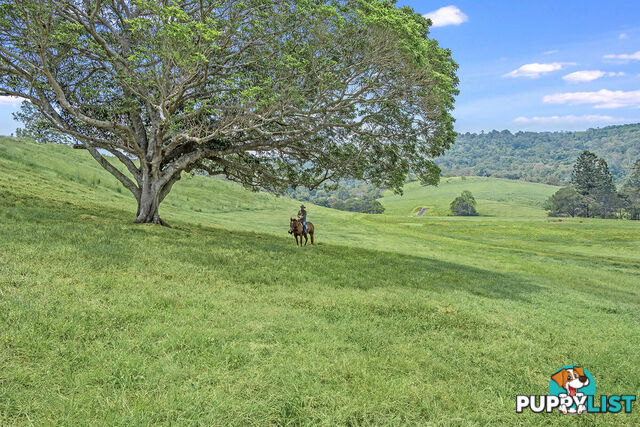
562, 70, 625, 83
543, 89, 640, 109
0, 96, 24, 106
504, 62, 572, 78
514, 114, 633, 124
423, 6, 468, 27
619, 33, 628, 40
562, 70, 605, 83
603, 51, 640, 61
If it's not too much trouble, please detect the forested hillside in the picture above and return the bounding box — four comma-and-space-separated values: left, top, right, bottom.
438, 124, 640, 184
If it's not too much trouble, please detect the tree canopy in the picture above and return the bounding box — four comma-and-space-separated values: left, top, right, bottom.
450, 190, 477, 216
570, 150, 618, 217
571, 150, 610, 196
0, 0, 458, 224
543, 187, 582, 217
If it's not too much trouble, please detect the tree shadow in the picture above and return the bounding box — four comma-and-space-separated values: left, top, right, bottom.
170, 224, 543, 303
9, 196, 543, 304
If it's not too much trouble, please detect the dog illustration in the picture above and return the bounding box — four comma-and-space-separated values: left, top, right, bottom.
551, 366, 590, 414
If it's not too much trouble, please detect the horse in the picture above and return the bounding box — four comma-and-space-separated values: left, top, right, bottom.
289, 217, 314, 246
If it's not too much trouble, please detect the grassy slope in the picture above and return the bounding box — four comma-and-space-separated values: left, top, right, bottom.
379, 176, 558, 217
1, 138, 640, 425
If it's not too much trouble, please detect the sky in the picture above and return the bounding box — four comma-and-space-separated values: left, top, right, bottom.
405, 0, 640, 132
1, 1, 639, 134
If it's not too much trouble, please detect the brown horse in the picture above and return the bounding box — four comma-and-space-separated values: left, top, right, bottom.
289, 217, 314, 246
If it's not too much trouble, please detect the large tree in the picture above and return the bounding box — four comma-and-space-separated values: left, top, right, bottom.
570, 150, 617, 217
571, 150, 602, 196
0, 0, 458, 224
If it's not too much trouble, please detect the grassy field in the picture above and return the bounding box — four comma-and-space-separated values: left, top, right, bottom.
379, 176, 558, 217
1, 138, 639, 425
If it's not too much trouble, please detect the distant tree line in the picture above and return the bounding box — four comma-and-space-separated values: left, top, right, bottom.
545, 151, 640, 219
287, 179, 385, 214
437, 124, 640, 185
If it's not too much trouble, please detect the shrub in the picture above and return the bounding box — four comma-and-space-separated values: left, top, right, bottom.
450, 191, 478, 216
544, 187, 583, 217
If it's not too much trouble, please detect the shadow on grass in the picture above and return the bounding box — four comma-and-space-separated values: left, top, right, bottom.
169, 223, 544, 303
2, 193, 543, 304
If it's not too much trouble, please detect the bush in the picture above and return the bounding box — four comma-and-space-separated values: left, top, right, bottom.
450, 191, 478, 216
544, 187, 583, 217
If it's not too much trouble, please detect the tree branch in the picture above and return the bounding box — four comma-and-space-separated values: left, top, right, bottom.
85, 147, 139, 197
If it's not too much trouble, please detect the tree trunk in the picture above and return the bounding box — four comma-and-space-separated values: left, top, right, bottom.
135, 181, 166, 225
133, 171, 181, 226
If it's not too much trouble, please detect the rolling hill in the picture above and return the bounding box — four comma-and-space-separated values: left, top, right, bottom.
379, 176, 558, 217
1, 138, 640, 425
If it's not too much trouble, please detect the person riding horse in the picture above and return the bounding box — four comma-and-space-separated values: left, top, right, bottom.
289, 205, 314, 246
298, 204, 307, 233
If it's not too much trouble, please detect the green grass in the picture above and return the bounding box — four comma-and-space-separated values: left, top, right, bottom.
380, 176, 559, 217
1, 138, 639, 425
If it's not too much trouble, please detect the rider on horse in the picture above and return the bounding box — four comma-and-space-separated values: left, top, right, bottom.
298, 204, 307, 233
289, 206, 314, 246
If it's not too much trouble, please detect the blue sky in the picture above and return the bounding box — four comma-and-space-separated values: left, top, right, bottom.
405, 0, 640, 132
1, 1, 639, 134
